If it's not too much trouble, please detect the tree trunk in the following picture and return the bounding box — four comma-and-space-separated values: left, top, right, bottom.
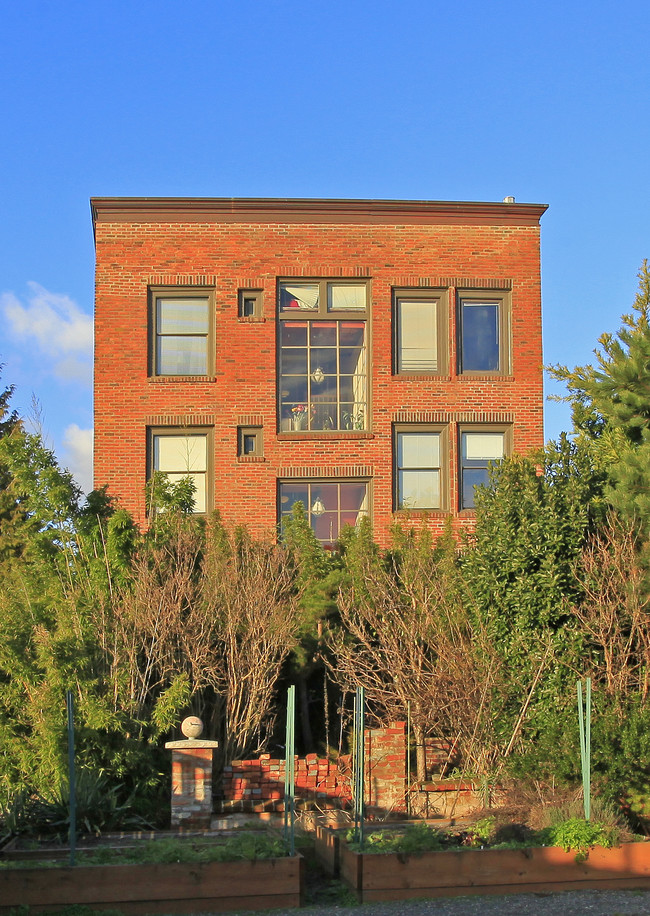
297, 675, 313, 751
413, 722, 427, 783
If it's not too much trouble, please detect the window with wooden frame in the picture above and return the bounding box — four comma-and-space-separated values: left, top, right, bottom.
394, 288, 447, 374
238, 288, 263, 319
238, 426, 263, 458
149, 429, 211, 513
394, 426, 446, 511
278, 479, 370, 547
150, 288, 213, 376
278, 279, 368, 432
457, 290, 510, 375
459, 427, 510, 509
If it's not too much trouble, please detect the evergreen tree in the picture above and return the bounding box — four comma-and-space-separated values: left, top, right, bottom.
551, 260, 650, 533
0, 368, 23, 566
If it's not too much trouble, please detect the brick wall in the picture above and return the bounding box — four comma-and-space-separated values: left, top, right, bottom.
220, 723, 408, 815
93, 198, 545, 545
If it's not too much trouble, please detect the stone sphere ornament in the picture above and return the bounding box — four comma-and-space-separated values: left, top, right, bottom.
181, 716, 204, 739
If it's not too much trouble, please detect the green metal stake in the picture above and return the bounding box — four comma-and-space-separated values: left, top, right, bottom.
407, 701, 411, 818
284, 685, 296, 855
577, 678, 592, 821
66, 690, 76, 866
352, 686, 365, 848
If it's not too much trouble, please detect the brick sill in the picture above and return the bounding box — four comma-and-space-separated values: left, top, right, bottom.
237, 456, 266, 463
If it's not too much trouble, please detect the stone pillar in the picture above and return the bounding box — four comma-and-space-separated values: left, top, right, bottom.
165, 717, 219, 829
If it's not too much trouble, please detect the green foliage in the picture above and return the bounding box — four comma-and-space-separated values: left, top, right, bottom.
79, 833, 288, 865
0, 771, 150, 841
347, 822, 445, 854
465, 816, 496, 846
541, 817, 615, 860
551, 261, 650, 535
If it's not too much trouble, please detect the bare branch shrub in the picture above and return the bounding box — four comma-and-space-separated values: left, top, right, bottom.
328, 533, 506, 779
201, 523, 301, 760
113, 514, 300, 760
575, 516, 650, 701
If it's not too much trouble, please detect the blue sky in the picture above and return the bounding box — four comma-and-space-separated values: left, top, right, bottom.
1, 0, 648, 493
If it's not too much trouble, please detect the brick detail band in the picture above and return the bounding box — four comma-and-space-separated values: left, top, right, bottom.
145, 414, 217, 426
237, 415, 264, 425
390, 277, 512, 289
279, 465, 373, 478
148, 274, 218, 286
393, 411, 515, 424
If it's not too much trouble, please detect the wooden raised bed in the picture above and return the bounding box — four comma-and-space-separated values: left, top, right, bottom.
0, 854, 304, 914
314, 826, 650, 902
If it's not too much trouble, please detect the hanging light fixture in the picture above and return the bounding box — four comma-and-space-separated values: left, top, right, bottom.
311, 366, 325, 384
311, 496, 326, 516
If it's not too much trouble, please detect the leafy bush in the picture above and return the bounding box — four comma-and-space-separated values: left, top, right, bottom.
347, 822, 445, 854
79, 833, 287, 865
1, 770, 151, 840
540, 817, 616, 861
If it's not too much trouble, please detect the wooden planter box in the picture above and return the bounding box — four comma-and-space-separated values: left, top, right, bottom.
0, 854, 304, 914
314, 826, 650, 902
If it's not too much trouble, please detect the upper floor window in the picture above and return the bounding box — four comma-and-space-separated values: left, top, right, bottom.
459, 429, 507, 509
150, 430, 210, 513
394, 289, 446, 374
395, 427, 444, 510
151, 289, 212, 376
458, 291, 510, 374
278, 280, 368, 432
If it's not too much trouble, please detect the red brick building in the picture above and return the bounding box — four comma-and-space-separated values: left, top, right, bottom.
92, 197, 547, 545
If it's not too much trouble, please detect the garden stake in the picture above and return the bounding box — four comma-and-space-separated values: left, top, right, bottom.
284, 685, 296, 855
66, 689, 76, 866
353, 686, 365, 848
577, 678, 592, 820
407, 700, 411, 818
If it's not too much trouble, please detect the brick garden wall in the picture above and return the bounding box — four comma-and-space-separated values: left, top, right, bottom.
220, 723, 408, 816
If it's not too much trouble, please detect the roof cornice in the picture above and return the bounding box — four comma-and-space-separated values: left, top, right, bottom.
90, 197, 548, 228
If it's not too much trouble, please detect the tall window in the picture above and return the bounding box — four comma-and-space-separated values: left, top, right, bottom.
279, 480, 369, 546
459, 430, 506, 509
151, 431, 209, 512
394, 289, 446, 374
395, 429, 443, 510
151, 290, 211, 376
278, 280, 368, 431
458, 291, 509, 374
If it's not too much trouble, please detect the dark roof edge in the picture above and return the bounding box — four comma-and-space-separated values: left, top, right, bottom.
90, 197, 548, 228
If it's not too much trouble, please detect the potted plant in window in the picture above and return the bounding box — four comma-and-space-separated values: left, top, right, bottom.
291, 404, 309, 431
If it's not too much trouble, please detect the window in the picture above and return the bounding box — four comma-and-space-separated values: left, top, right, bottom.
395, 428, 444, 510
151, 431, 209, 512
238, 288, 263, 318
151, 289, 212, 376
278, 480, 369, 546
458, 291, 509, 374
238, 426, 263, 457
278, 280, 368, 432
459, 430, 506, 509
394, 289, 446, 374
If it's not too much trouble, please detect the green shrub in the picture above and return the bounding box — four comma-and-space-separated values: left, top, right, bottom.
541, 817, 616, 861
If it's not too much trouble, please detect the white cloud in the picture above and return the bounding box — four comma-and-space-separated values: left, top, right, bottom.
62, 424, 93, 495
1, 282, 93, 386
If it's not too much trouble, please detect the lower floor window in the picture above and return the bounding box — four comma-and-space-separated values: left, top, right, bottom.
151, 431, 209, 513
460, 430, 505, 509
395, 429, 442, 510
279, 480, 369, 546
